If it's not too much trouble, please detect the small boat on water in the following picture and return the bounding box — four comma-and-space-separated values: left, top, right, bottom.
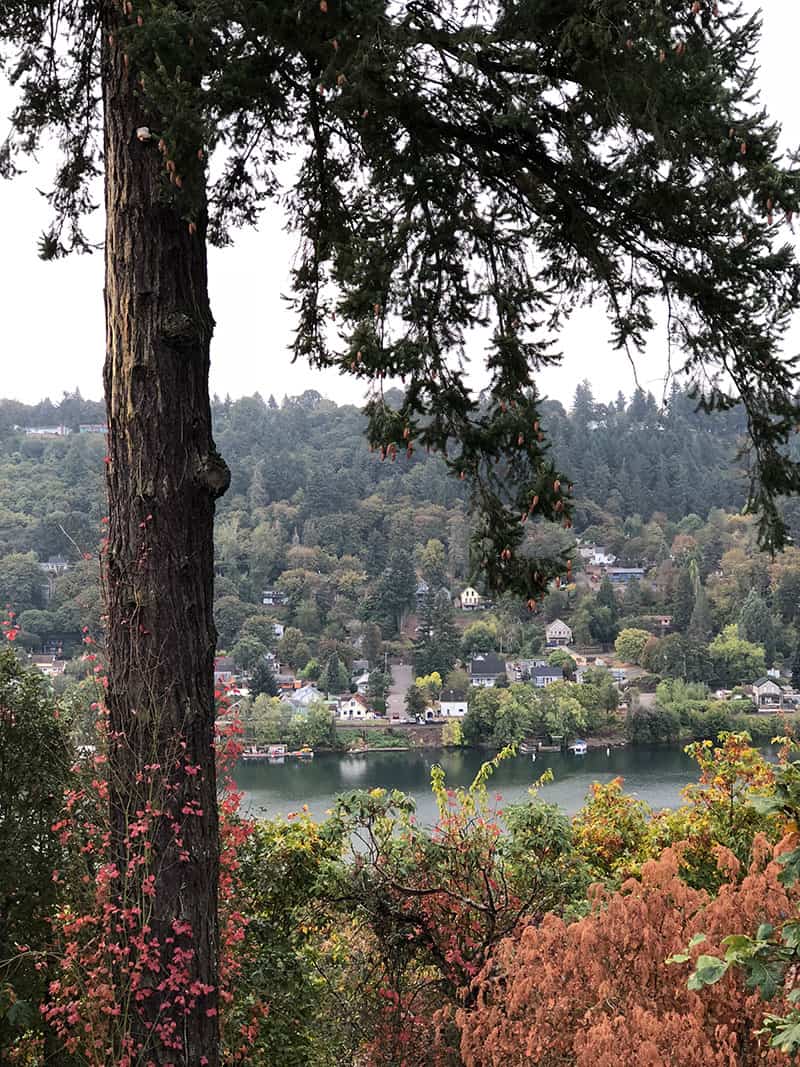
241, 744, 291, 762
240, 744, 314, 762
569, 739, 588, 756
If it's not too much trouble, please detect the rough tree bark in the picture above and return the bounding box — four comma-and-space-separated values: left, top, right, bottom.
101, 6, 229, 1064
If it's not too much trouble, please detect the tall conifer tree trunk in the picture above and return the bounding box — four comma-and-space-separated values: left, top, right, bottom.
101, 8, 228, 1063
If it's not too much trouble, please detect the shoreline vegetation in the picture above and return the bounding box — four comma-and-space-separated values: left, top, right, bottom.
320, 712, 793, 754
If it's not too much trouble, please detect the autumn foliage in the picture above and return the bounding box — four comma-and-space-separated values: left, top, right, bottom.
459, 836, 798, 1067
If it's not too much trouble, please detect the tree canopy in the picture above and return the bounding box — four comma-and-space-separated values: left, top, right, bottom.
3, 1, 800, 600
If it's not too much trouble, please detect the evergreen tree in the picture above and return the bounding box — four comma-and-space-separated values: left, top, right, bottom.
792, 641, 800, 690
248, 462, 268, 510
418, 538, 448, 593
249, 659, 279, 699
596, 577, 619, 623
373, 548, 416, 635
367, 669, 392, 708
319, 652, 349, 695
413, 591, 436, 676
688, 585, 714, 643
588, 605, 618, 648
672, 566, 695, 632
362, 623, 383, 669
364, 529, 389, 579
737, 589, 776, 663
777, 570, 800, 624
622, 579, 643, 615
414, 590, 460, 677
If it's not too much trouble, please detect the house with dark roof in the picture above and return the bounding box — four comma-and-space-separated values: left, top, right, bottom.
531, 665, 564, 689
469, 653, 507, 687
213, 656, 236, 685
607, 567, 646, 584
439, 688, 468, 717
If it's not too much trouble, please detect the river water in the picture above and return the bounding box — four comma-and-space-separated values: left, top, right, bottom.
233, 744, 720, 826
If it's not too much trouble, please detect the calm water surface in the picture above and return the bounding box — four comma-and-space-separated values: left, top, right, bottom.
233, 745, 718, 825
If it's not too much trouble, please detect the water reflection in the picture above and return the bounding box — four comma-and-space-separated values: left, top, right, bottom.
233, 745, 711, 826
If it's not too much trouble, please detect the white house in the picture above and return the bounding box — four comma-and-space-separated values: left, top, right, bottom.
545, 619, 573, 648
460, 586, 483, 610
354, 672, 371, 695
29, 654, 67, 678
469, 653, 506, 687
752, 677, 782, 708
592, 547, 617, 566
17, 425, 71, 436
337, 693, 374, 720
439, 688, 468, 718
39, 555, 70, 575
261, 589, 287, 606
578, 544, 616, 566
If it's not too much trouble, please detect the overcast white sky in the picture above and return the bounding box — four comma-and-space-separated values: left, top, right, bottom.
2, 3, 799, 409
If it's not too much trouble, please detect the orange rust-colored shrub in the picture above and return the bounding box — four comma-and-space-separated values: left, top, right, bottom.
460, 837, 798, 1067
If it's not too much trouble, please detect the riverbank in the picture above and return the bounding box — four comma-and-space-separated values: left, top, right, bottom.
331, 708, 792, 754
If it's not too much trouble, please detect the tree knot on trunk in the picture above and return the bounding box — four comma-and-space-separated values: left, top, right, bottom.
160, 311, 202, 349
195, 450, 231, 500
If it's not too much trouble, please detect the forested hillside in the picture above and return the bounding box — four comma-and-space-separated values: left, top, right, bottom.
0, 381, 758, 560
1, 382, 797, 666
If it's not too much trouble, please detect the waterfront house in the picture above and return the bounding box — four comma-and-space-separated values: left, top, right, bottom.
337, 693, 374, 720
752, 677, 782, 708
469, 652, 507, 687
545, 619, 573, 648
439, 689, 468, 718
